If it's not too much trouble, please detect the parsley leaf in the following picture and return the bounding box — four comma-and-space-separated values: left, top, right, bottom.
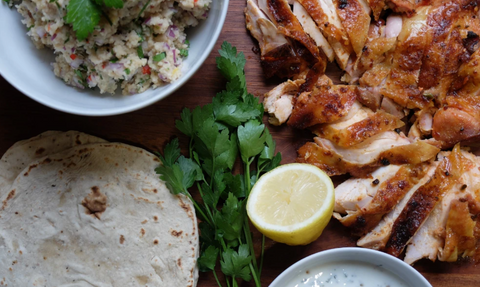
155, 42, 281, 287
220, 245, 252, 281
175, 108, 194, 137
159, 138, 180, 167
198, 245, 219, 272
66, 0, 101, 41
238, 120, 267, 162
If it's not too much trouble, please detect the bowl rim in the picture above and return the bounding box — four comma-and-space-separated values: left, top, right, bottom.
0, 0, 229, 116
269, 247, 432, 287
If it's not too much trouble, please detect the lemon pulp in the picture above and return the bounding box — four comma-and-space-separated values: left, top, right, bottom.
253, 169, 328, 226
247, 163, 334, 245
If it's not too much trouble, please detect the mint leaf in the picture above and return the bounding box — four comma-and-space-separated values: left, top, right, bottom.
66, 0, 101, 41
104, 0, 123, 8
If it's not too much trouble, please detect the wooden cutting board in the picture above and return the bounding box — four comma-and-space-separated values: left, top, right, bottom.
0, 1, 478, 286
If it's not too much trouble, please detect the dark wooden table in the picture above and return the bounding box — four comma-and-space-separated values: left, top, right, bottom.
0, 1, 478, 286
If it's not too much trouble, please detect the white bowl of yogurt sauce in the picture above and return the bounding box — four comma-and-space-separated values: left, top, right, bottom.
270, 247, 432, 287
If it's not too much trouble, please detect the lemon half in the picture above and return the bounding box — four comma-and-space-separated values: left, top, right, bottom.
247, 163, 334, 245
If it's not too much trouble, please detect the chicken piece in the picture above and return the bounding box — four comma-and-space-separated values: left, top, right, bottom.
297, 131, 440, 177
380, 7, 434, 109
334, 165, 401, 214
296, 0, 353, 69
368, 0, 415, 21
417, 2, 462, 91
245, 0, 290, 56
404, 191, 458, 264
357, 62, 392, 111
334, 0, 371, 56
368, 0, 387, 21
247, 0, 310, 78
384, 145, 468, 257
358, 162, 438, 250
288, 84, 357, 129
335, 163, 431, 235
380, 97, 405, 119
441, 200, 477, 261
293, 0, 335, 61
263, 79, 305, 125
385, 15, 403, 39
405, 149, 480, 264
312, 106, 405, 147
265, 0, 323, 60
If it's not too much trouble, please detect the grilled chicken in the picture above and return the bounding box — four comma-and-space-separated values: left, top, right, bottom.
296, 0, 353, 69
263, 79, 305, 125
249, 0, 480, 265
297, 132, 439, 177
293, 0, 335, 61
335, 163, 431, 235
245, 0, 290, 56
385, 145, 467, 257
288, 84, 357, 129
264, 0, 323, 60
334, 0, 371, 56
312, 107, 405, 147
405, 150, 480, 263
357, 162, 438, 250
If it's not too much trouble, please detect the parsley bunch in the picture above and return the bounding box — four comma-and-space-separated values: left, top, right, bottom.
156, 42, 281, 287
66, 0, 123, 40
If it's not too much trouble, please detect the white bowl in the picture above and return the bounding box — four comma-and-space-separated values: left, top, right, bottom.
0, 0, 229, 116
270, 247, 432, 287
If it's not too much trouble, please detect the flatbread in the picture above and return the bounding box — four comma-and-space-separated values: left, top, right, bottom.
0, 131, 106, 198
0, 143, 199, 286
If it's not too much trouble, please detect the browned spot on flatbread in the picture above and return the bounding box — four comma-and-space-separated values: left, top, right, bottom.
141, 219, 148, 224
2, 189, 16, 210
78, 148, 89, 154
81, 186, 107, 219
153, 216, 158, 221
140, 228, 146, 237
171, 230, 183, 237
153, 189, 158, 194
35, 147, 45, 155
177, 258, 182, 268
120, 235, 125, 244
23, 164, 38, 176
153, 239, 159, 245
75, 134, 82, 145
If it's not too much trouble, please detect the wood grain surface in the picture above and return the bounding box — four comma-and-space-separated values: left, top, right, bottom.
0, 1, 479, 286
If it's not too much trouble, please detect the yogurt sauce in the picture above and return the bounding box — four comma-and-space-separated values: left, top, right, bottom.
286, 260, 409, 287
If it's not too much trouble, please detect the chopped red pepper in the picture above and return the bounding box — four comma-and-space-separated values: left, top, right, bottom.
142, 65, 151, 75
88, 75, 92, 81
102, 63, 106, 69
70, 54, 77, 60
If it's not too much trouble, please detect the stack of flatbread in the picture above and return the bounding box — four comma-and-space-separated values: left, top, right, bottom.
0, 131, 199, 287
